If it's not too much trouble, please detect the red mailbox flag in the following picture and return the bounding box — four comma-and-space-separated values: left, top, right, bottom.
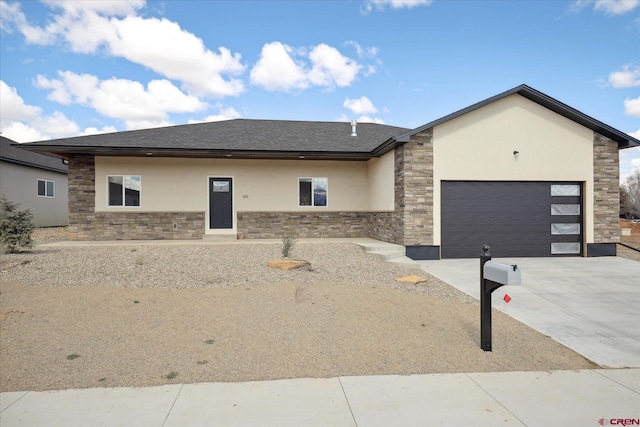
503, 294, 512, 303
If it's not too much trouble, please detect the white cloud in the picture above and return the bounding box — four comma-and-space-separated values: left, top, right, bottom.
308, 44, 361, 87
343, 96, 378, 115
0, 1, 22, 32
362, 0, 434, 13
109, 16, 245, 97
344, 40, 379, 59
81, 125, 118, 136
624, 96, 640, 117
123, 119, 173, 131
250, 42, 364, 92
594, 0, 639, 14
356, 115, 385, 124
628, 129, 640, 139
36, 71, 206, 122
0, 80, 41, 121
188, 105, 242, 123
609, 65, 640, 88
1, 80, 142, 141
41, 0, 146, 16
1, 122, 47, 143
250, 42, 308, 91
569, 0, 639, 15
3, 0, 246, 98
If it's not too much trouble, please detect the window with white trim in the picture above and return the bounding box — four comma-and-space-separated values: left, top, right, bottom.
299, 177, 327, 207
107, 175, 141, 207
37, 179, 54, 198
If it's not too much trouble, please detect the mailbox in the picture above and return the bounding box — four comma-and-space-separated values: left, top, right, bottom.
479, 245, 523, 352
483, 261, 521, 286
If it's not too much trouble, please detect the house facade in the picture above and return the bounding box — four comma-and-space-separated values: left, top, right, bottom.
0, 136, 69, 227
18, 85, 638, 258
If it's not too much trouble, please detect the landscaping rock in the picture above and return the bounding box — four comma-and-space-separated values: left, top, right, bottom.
267, 259, 310, 271
396, 274, 428, 285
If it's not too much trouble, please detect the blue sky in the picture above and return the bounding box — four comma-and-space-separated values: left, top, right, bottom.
1, 0, 639, 181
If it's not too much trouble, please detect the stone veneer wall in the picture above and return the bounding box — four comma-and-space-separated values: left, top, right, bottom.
367, 212, 401, 244
67, 156, 96, 240
593, 132, 620, 243
90, 212, 204, 240
396, 129, 434, 246
67, 156, 204, 240
237, 212, 368, 239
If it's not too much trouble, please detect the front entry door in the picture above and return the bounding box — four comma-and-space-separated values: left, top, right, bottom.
209, 178, 233, 229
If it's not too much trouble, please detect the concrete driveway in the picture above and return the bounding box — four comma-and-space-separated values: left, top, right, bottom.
416, 256, 640, 368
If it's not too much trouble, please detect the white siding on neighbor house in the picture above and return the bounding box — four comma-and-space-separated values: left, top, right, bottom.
95, 157, 375, 231
432, 94, 594, 246
367, 150, 395, 211
0, 161, 69, 227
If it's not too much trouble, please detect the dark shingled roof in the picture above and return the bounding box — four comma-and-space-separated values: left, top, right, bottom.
0, 136, 68, 173
15, 84, 637, 161
16, 119, 410, 160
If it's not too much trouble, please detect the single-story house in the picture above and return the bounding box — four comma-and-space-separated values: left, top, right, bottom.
17, 84, 639, 258
1, 136, 69, 227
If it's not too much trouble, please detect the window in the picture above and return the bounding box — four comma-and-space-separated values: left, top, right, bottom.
299, 177, 327, 207
551, 184, 580, 196
551, 223, 580, 235
108, 175, 141, 207
551, 204, 580, 215
37, 179, 54, 197
551, 242, 581, 254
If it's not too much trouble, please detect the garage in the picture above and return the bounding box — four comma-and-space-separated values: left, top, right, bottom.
441, 181, 582, 258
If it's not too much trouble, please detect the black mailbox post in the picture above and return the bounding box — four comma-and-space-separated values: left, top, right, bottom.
480, 245, 521, 351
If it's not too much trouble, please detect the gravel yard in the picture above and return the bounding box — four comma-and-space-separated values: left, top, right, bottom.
0, 240, 599, 393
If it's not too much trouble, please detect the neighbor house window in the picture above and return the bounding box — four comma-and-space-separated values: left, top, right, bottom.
108, 175, 141, 207
37, 179, 54, 198
299, 177, 328, 207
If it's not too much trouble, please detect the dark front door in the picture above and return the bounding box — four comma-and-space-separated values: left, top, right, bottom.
209, 178, 233, 229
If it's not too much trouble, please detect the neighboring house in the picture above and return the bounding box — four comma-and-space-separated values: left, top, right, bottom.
17, 85, 639, 258
0, 136, 69, 227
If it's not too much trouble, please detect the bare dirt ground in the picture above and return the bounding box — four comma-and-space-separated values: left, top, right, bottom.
0, 238, 598, 393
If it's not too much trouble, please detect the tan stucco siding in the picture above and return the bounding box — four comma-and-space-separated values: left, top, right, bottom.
0, 161, 68, 227
367, 150, 395, 211
95, 157, 369, 215
432, 94, 594, 245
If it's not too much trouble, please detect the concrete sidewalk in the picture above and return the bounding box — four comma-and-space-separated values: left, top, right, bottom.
1, 369, 638, 427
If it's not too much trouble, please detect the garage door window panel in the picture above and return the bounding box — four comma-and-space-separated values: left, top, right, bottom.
551, 242, 581, 254
551, 223, 580, 235
551, 184, 580, 196
551, 204, 580, 216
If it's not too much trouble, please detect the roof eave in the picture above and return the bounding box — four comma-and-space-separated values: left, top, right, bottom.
15, 144, 376, 161
392, 84, 640, 149
0, 156, 68, 174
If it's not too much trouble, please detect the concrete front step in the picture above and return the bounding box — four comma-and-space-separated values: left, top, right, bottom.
354, 242, 421, 268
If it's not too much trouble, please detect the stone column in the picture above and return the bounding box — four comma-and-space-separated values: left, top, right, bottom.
398, 129, 434, 247
592, 132, 620, 245
67, 156, 96, 240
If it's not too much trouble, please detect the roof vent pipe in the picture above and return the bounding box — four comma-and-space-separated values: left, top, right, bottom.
351, 120, 357, 137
